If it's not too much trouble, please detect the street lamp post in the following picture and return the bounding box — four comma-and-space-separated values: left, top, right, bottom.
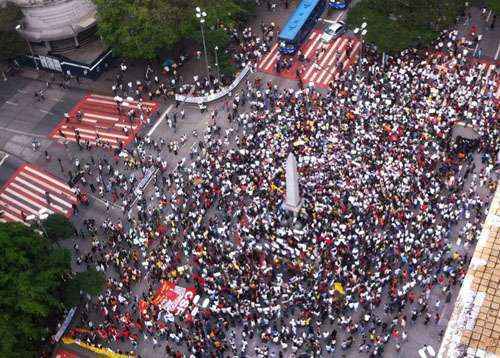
360, 28, 367, 67
352, 23, 367, 101
195, 7, 210, 79
353, 22, 367, 78
214, 46, 220, 81
15, 24, 39, 71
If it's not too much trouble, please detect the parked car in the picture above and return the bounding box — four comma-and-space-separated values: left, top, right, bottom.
329, 0, 350, 10
321, 21, 346, 43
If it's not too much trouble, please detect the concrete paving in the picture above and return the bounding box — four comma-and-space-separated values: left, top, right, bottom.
456, 6, 500, 61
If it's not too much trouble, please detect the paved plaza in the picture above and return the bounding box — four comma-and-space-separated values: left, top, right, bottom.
0, 2, 498, 358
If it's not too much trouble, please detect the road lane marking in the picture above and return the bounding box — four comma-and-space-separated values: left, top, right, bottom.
14, 176, 72, 209
83, 112, 120, 122
264, 51, 281, 71
495, 41, 500, 60
18, 171, 76, 201
327, 38, 348, 67
148, 104, 174, 136
333, 11, 346, 22
0, 153, 8, 167
0, 126, 45, 138
259, 43, 279, 69
1, 194, 44, 216
320, 37, 342, 67
304, 32, 322, 59
24, 165, 75, 193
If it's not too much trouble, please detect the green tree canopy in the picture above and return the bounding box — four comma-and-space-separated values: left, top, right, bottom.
0, 222, 104, 357
0, 3, 27, 61
485, 0, 500, 14
347, 0, 467, 54
41, 213, 75, 244
0, 222, 71, 357
93, 0, 245, 60
62, 269, 105, 306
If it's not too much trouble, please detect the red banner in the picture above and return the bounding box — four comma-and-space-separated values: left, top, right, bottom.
138, 300, 149, 318
152, 281, 196, 316
55, 350, 78, 358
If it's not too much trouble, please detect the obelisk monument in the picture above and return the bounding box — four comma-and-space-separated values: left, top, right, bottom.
283, 153, 302, 214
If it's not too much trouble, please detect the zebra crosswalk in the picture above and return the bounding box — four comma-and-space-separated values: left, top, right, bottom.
480, 62, 499, 100
434, 54, 499, 101
0, 164, 78, 224
257, 30, 361, 88
49, 94, 159, 148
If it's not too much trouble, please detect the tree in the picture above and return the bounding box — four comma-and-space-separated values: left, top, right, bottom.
41, 214, 75, 245
192, 26, 231, 52
94, 0, 183, 60
234, 0, 258, 23
485, 0, 500, 14
0, 222, 71, 357
347, 0, 467, 54
62, 269, 105, 306
0, 222, 105, 357
93, 0, 245, 60
0, 3, 27, 61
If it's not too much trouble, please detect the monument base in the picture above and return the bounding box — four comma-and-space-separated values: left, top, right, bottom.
282, 199, 303, 215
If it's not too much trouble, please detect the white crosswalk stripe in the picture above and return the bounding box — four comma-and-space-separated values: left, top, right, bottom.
303, 36, 341, 80
319, 37, 343, 67
303, 32, 321, 59
263, 50, 281, 71
258, 43, 279, 70
0, 164, 79, 224
89, 94, 156, 107
326, 38, 349, 67
61, 125, 129, 140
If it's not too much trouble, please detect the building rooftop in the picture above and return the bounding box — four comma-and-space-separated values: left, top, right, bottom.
439, 181, 500, 357
61, 40, 107, 64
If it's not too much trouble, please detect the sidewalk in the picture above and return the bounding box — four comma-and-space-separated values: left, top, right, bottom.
20, 65, 121, 96
17, 1, 298, 97
455, 6, 500, 61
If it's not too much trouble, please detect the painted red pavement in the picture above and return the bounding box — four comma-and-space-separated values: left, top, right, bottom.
257, 30, 361, 89
49, 94, 159, 148
433, 53, 499, 102
0, 164, 79, 224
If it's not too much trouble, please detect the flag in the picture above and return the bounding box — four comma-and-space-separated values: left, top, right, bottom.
334, 282, 345, 295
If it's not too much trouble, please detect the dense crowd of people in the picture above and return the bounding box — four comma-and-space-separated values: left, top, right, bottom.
60, 13, 500, 358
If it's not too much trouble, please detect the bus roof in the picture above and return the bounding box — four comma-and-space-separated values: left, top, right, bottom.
279, 0, 323, 41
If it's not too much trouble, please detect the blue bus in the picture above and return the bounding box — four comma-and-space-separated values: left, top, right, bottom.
278, 0, 327, 54
329, 0, 350, 9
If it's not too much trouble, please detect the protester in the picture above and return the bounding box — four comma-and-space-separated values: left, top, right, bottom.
65, 26, 498, 358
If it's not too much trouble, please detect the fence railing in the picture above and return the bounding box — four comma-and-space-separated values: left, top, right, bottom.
175, 65, 251, 104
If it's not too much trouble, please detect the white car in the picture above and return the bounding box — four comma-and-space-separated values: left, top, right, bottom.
321, 21, 346, 43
